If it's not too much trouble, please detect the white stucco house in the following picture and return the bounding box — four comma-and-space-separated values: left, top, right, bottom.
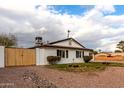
31, 38, 93, 65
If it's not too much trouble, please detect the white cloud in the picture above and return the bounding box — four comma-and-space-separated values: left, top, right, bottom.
0, 2, 124, 52
0, 0, 39, 13
94, 5, 115, 14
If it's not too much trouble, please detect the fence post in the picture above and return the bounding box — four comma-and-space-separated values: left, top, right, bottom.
0, 46, 5, 68
36, 48, 40, 65
36, 48, 45, 65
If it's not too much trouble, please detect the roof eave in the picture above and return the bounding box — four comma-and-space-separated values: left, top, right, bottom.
29, 45, 93, 51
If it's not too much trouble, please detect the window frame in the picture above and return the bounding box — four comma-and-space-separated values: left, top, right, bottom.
76, 50, 82, 58
57, 49, 66, 58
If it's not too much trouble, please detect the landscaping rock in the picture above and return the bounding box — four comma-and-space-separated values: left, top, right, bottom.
23, 70, 57, 88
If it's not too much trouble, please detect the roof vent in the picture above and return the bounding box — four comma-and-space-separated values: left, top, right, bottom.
67, 30, 71, 38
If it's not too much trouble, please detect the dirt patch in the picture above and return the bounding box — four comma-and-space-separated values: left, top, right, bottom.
1, 66, 124, 87
86, 72, 99, 77
0, 67, 57, 88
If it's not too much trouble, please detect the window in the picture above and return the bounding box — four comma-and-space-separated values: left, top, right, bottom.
76, 51, 78, 58
57, 50, 60, 56
66, 50, 68, 58
62, 51, 65, 58
57, 50, 65, 58
76, 51, 81, 58
80, 52, 81, 58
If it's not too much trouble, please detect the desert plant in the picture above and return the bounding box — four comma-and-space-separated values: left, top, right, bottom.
47, 56, 61, 64
83, 56, 93, 63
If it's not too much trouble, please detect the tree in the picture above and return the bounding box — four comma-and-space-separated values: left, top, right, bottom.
116, 41, 124, 52
0, 33, 17, 47
115, 50, 122, 53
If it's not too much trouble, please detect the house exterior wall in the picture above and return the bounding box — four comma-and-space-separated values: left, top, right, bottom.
63, 49, 84, 64
84, 51, 90, 56
37, 48, 90, 65
36, 48, 46, 65
43, 48, 57, 64
0, 46, 4, 68
51, 40, 83, 48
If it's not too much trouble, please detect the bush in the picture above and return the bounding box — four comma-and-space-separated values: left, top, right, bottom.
83, 56, 93, 63
47, 56, 61, 64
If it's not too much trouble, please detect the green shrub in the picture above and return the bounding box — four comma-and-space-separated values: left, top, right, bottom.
47, 56, 61, 64
83, 56, 93, 63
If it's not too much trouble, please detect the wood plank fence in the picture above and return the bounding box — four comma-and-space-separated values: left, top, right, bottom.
5, 48, 36, 67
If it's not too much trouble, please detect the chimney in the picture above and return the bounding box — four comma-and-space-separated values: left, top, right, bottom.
35, 36, 43, 46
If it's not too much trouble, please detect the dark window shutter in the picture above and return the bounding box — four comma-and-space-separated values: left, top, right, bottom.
66, 50, 68, 58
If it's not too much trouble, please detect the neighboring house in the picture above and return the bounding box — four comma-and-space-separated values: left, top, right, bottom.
94, 52, 124, 62
30, 38, 93, 65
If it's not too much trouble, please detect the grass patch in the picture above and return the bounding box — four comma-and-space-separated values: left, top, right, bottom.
46, 62, 124, 72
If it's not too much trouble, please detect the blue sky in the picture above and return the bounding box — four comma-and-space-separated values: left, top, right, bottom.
113, 5, 124, 15
51, 5, 124, 16
51, 5, 94, 15
0, 1, 124, 52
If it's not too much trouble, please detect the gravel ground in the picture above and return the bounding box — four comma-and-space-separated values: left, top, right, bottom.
0, 66, 124, 88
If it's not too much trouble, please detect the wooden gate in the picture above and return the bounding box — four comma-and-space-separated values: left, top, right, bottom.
5, 48, 36, 67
